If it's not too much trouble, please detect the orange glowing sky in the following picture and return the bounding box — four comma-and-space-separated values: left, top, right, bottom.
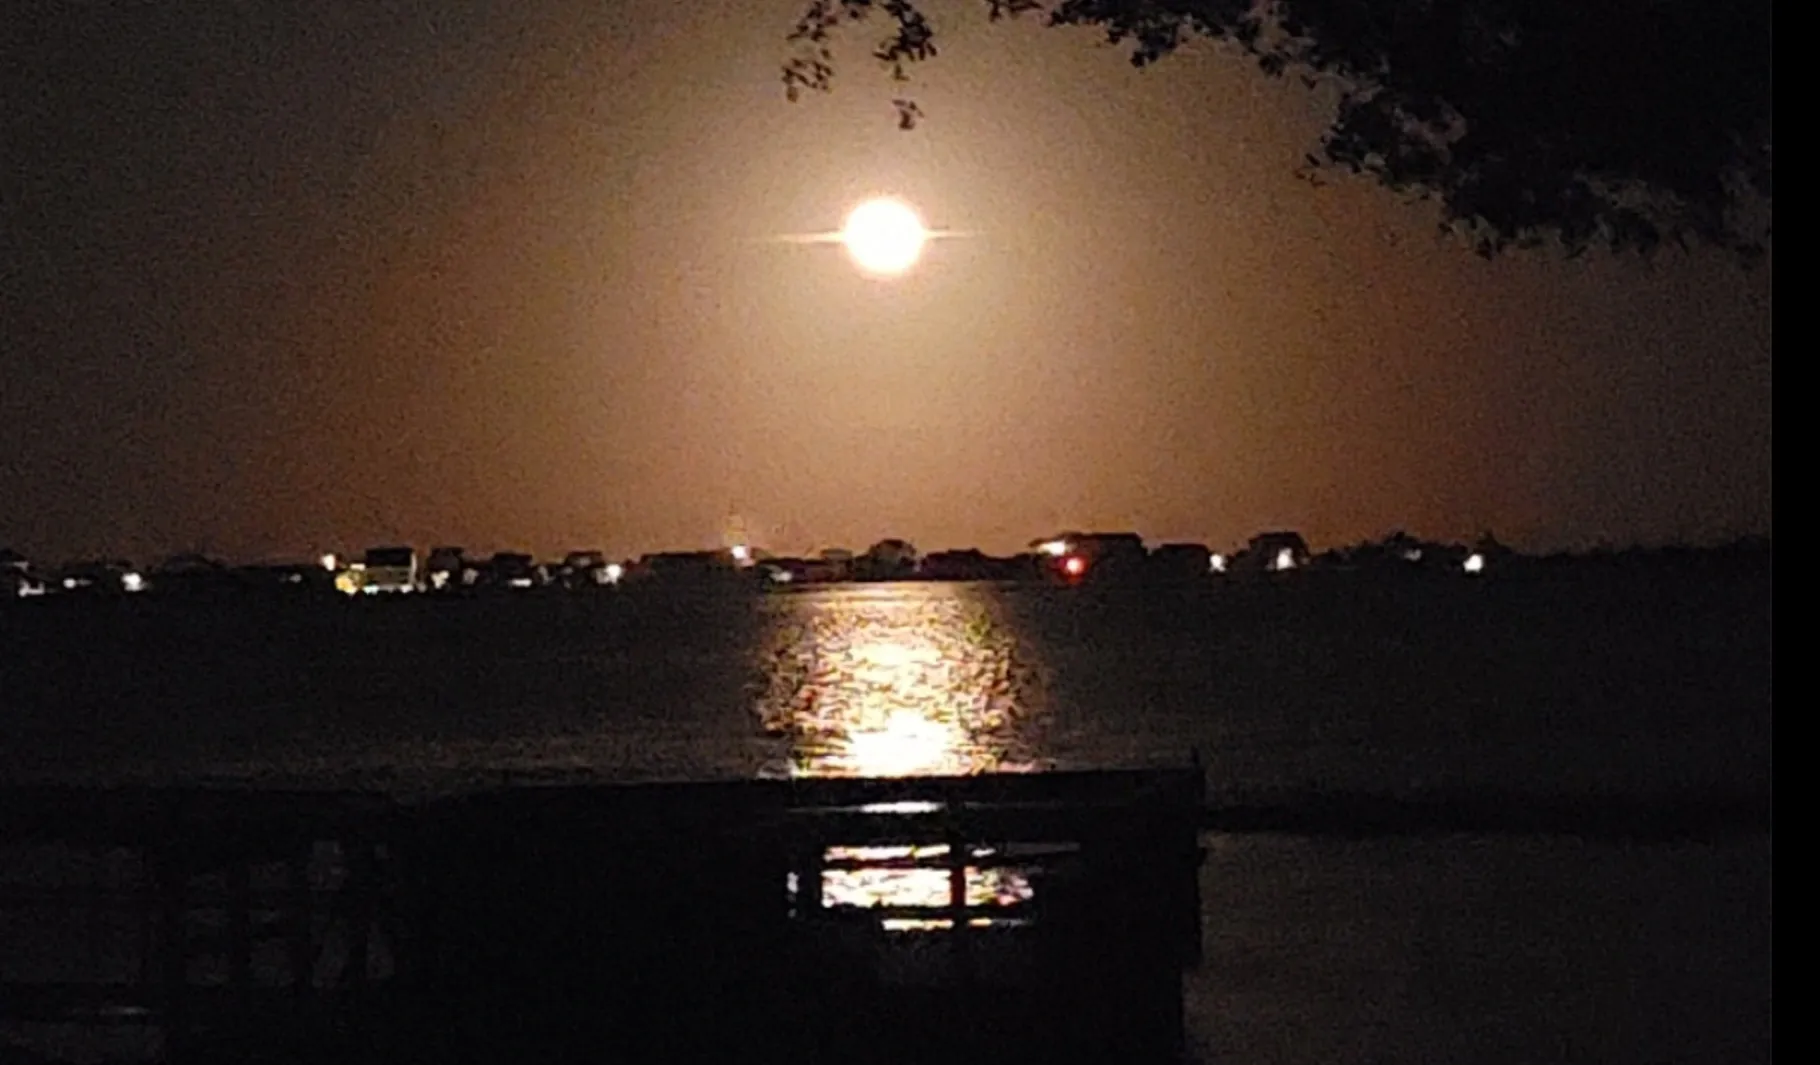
0, 0, 1772, 562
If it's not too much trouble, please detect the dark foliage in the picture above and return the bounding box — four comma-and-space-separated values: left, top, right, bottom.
784, 1, 1771, 259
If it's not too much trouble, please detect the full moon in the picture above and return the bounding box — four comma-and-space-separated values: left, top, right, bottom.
842, 198, 928, 276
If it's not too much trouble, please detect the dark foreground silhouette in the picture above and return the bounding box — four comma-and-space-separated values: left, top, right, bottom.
1, 771, 1208, 1065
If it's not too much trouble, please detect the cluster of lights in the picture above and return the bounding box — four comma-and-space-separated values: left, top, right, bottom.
13, 540, 1493, 599
324, 554, 628, 594
1037, 538, 1093, 579
48, 571, 146, 593
1034, 539, 1475, 578
334, 564, 366, 596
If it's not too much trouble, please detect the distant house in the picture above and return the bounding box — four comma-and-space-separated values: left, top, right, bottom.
1319, 532, 1477, 575
918, 550, 1040, 582
1149, 543, 1215, 583
1029, 533, 1086, 558
1036, 532, 1147, 582
426, 546, 467, 591
1237, 532, 1310, 575
559, 550, 613, 588
1465, 533, 1517, 574
755, 558, 809, 585
4, 550, 46, 599
480, 552, 540, 590
858, 539, 919, 581
1047, 532, 1145, 559
360, 546, 421, 594
4, 569, 47, 599
635, 550, 740, 584
921, 549, 992, 581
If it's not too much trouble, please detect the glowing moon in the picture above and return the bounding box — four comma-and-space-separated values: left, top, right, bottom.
841, 198, 928, 276
766, 199, 966, 277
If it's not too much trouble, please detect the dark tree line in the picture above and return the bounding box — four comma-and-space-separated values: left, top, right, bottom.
783, 1, 1771, 260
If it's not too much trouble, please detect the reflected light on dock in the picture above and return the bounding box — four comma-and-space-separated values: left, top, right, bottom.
857, 800, 942, 815
817, 843, 1036, 929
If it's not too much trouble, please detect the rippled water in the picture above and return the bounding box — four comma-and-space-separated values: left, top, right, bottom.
752, 584, 1054, 778
0, 575, 1771, 800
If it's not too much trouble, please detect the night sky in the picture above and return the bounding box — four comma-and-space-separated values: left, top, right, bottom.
1, 0, 1772, 563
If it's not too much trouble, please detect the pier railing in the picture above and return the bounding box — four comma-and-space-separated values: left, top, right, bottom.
1, 769, 1206, 1064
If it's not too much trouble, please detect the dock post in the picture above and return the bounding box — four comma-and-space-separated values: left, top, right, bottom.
947, 828, 975, 984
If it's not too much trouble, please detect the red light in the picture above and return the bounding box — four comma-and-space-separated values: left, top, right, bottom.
1063, 556, 1087, 577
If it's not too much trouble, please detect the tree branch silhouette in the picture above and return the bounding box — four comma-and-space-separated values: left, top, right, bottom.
783, 1, 1771, 260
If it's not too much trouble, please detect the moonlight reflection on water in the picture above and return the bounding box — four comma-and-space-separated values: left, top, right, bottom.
753, 584, 1052, 778
752, 584, 1054, 919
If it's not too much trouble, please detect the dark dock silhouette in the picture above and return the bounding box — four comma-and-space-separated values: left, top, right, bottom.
1, 770, 1207, 1064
